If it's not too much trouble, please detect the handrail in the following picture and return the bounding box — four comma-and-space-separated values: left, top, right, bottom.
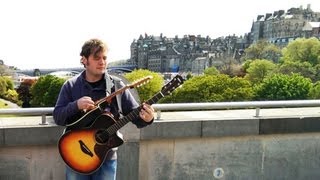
0, 100, 320, 123
0, 107, 53, 125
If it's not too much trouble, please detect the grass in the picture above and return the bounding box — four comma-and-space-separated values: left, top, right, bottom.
0, 99, 19, 117
0, 99, 10, 108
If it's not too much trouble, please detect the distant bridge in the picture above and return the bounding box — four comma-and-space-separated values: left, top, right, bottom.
107, 66, 137, 73
16, 65, 137, 76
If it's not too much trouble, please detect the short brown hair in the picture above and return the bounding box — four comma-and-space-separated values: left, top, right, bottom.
80, 38, 108, 59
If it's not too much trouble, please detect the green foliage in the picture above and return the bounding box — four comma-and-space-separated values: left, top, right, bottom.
0, 77, 6, 97
30, 75, 65, 107
243, 39, 281, 62
255, 73, 312, 100
277, 61, 316, 81
308, 81, 320, 99
186, 73, 193, 80
314, 64, 320, 82
0, 99, 9, 108
124, 69, 164, 102
244, 59, 276, 84
4, 89, 20, 104
2, 76, 14, 90
242, 60, 253, 73
281, 37, 320, 66
16, 79, 37, 107
204, 66, 219, 75
0, 76, 15, 99
163, 74, 254, 103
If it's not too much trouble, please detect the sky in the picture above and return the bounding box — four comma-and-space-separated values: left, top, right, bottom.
0, 0, 320, 70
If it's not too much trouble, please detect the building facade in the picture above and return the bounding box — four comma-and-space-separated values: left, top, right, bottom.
251, 4, 320, 46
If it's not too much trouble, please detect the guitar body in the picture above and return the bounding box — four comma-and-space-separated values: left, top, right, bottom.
58, 113, 124, 174
65, 106, 105, 131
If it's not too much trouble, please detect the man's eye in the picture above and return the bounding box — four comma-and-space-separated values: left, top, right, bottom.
103, 56, 107, 60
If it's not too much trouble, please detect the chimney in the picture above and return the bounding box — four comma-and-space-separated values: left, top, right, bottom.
278, 10, 285, 16
257, 15, 264, 21
273, 11, 278, 17
307, 4, 311, 11
265, 13, 272, 20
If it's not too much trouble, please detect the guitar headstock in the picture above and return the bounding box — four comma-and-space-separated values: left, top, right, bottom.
128, 76, 153, 88
161, 75, 184, 96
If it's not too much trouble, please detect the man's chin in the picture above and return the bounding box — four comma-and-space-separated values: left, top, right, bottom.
97, 69, 106, 73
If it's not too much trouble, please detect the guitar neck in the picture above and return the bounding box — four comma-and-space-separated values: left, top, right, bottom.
95, 86, 129, 105
107, 92, 164, 135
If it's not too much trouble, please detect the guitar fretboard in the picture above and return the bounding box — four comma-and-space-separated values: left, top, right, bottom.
106, 92, 164, 135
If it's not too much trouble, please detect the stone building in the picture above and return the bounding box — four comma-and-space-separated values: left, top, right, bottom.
130, 34, 250, 73
251, 4, 320, 46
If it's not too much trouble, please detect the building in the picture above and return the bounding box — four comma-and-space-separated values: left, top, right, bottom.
251, 4, 320, 45
130, 34, 250, 74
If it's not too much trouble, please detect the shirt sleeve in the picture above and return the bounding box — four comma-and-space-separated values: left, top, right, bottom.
53, 82, 80, 126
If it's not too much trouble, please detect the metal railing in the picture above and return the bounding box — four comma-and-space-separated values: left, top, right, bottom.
0, 100, 320, 124
0, 107, 53, 125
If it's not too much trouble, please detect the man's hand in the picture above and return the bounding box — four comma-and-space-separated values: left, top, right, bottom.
139, 103, 154, 122
77, 96, 95, 111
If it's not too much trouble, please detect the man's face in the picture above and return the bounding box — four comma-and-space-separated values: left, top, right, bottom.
84, 51, 107, 75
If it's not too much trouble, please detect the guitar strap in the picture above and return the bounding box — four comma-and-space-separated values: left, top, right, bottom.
105, 73, 123, 117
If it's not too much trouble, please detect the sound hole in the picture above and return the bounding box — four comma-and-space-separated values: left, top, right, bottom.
95, 130, 109, 144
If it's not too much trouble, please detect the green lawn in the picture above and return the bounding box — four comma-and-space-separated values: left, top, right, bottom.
0, 99, 10, 108
0, 99, 18, 117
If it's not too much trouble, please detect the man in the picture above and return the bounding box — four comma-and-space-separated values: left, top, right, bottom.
53, 38, 154, 180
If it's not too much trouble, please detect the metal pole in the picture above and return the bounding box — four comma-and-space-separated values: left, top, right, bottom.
255, 108, 260, 117
157, 110, 161, 120
39, 114, 48, 125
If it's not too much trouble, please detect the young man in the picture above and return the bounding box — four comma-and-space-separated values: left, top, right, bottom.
53, 38, 154, 180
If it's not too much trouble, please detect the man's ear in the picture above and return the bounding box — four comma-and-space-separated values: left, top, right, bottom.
81, 56, 86, 65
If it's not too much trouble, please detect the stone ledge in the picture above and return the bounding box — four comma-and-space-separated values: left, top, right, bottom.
1, 111, 320, 146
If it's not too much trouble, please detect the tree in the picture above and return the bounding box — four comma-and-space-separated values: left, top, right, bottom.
30, 75, 65, 107
16, 78, 37, 107
33, 68, 41, 76
308, 81, 320, 99
124, 69, 164, 102
244, 59, 276, 84
218, 57, 238, 76
242, 39, 281, 63
314, 64, 320, 82
281, 37, 320, 66
163, 74, 254, 103
0, 77, 7, 98
0, 76, 14, 97
255, 73, 312, 100
277, 61, 316, 81
204, 66, 219, 75
0, 65, 13, 76
186, 72, 193, 80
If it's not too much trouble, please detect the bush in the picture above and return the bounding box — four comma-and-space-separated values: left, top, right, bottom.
124, 69, 164, 102
163, 74, 254, 103
255, 73, 312, 100
30, 75, 65, 107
